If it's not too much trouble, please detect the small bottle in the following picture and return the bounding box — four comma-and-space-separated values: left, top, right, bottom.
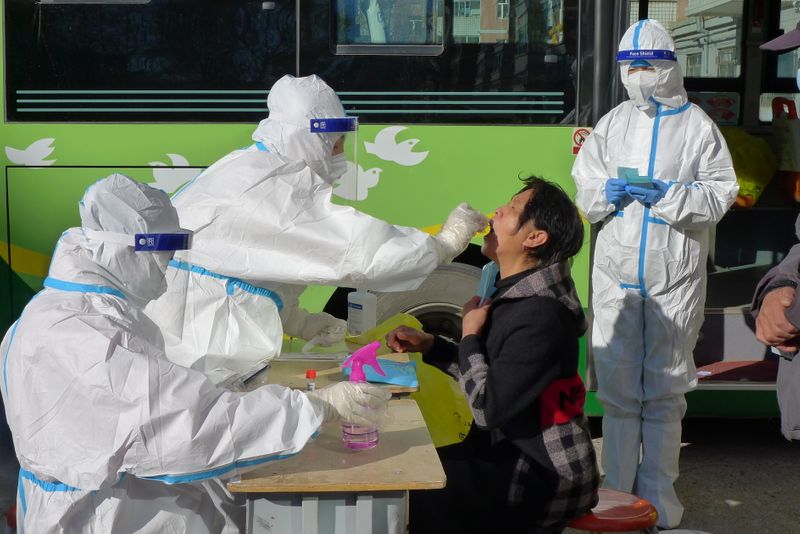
347, 289, 377, 336
305, 369, 316, 391
340, 341, 385, 450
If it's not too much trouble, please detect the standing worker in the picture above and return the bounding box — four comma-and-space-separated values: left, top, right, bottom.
0, 174, 390, 533
571, 19, 738, 528
146, 74, 488, 384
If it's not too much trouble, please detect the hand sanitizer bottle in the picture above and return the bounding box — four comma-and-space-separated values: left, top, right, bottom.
347, 289, 377, 336
340, 341, 385, 450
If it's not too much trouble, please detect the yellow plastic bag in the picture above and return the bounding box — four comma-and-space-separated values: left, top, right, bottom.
347, 313, 473, 447
720, 126, 777, 208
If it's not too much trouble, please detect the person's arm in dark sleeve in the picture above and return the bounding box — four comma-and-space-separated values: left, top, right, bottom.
421, 335, 461, 379
752, 217, 800, 352
752, 242, 800, 320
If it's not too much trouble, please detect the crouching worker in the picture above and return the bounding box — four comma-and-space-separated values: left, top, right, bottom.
0, 174, 390, 533
387, 176, 599, 534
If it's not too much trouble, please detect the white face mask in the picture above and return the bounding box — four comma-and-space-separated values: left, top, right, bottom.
625, 68, 659, 107
329, 152, 348, 181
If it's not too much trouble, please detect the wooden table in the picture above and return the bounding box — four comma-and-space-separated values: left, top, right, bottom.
228, 399, 445, 534
245, 353, 418, 395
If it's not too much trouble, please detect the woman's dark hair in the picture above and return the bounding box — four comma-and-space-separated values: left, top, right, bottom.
516, 175, 584, 265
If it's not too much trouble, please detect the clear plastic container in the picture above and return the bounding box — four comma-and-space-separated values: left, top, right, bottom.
341, 422, 379, 450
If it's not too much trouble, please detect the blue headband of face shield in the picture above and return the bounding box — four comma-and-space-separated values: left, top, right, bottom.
309, 117, 358, 133
616, 49, 676, 62
134, 232, 192, 252
84, 228, 192, 252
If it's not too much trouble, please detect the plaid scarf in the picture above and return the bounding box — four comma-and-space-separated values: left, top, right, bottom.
500, 260, 588, 336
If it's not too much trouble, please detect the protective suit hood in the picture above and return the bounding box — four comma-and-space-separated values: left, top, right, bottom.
253, 75, 346, 183
48, 174, 182, 308
617, 20, 687, 109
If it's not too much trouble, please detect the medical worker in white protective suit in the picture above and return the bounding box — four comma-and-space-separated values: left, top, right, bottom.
571, 20, 738, 528
0, 174, 390, 533
146, 74, 488, 384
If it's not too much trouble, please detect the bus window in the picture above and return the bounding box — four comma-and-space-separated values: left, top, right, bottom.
451, 0, 563, 45
304, 0, 577, 124
631, 2, 744, 79
334, 0, 445, 54
760, 6, 800, 122
776, 8, 800, 81
4, 1, 296, 122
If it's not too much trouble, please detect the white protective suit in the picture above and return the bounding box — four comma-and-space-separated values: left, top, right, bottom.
146, 74, 487, 383
571, 20, 738, 528
0, 174, 347, 533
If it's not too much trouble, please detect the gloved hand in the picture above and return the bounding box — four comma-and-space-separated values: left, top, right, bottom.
306, 381, 391, 426
303, 315, 347, 348
626, 179, 670, 205
432, 203, 490, 263
284, 306, 346, 348
604, 178, 628, 209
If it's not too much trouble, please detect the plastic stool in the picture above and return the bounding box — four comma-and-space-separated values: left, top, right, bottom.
568, 488, 658, 533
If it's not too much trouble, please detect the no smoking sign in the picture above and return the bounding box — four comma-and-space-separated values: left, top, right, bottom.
572, 127, 592, 155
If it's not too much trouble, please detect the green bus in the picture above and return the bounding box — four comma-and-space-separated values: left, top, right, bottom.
1, 1, 797, 438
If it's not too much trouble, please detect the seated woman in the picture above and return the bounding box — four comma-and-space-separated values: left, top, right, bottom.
387, 176, 599, 534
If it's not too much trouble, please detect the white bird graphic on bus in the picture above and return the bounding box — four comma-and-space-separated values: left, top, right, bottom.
333, 161, 382, 201
364, 126, 429, 166
149, 153, 201, 194
5, 138, 56, 166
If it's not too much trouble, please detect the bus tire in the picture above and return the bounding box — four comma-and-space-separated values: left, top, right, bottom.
324, 261, 482, 341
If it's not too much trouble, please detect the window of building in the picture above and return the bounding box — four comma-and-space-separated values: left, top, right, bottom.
686, 53, 702, 77
717, 47, 738, 78
497, 0, 509, 20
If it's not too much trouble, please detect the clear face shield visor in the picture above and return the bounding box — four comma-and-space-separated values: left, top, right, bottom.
309, 116, 359, 191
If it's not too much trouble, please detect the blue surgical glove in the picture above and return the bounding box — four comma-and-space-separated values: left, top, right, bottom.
604, 178, 628, 208
626, 179, 670, 205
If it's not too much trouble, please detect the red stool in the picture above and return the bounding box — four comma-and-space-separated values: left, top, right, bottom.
568, 488, 658, 533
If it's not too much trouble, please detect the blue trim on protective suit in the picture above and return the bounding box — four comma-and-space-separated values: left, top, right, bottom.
660, 101, 691, 116
168, 260, 284, 310
632, 101, 690, 298
633, 19, 644, 49
620, 283, 640, 290
638, 207, 651, 298
17, 473, 26, 515
144, 450, 301, 484
19, 468, 81, 492
44, 277, 126, 300
255, 141, 269, 151
144, 430, 320, 484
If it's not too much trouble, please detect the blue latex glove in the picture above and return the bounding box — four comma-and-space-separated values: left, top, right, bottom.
626, 179, 670, 205
604, 178, 628, 208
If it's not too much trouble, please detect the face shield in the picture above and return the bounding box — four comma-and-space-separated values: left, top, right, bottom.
309, 116, 359, 190
80, 227, 192, 307
83, 228, 192, 277
616, 19, 685, 109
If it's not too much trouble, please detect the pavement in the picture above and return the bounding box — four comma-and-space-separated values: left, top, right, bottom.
0, 416, 795, 532
566, 417, 800, 534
